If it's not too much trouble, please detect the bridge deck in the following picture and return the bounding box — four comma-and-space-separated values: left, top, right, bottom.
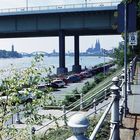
120, 62, 140, 140
0, 1, 120, 16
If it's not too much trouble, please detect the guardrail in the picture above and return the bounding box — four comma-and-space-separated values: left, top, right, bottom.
0, 1, 122, 14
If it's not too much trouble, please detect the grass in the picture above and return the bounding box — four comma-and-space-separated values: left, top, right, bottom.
66, 67, 122, 109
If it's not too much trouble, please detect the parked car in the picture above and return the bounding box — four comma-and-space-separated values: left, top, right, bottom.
67, 75, 81, 83
57, 77, 68, 85
47, 82, 59, 88
51, 79, 65, 88
80, 71, 92, 78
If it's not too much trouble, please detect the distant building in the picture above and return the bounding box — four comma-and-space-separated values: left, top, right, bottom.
11, 45, 14, 52
86, 39, 101, 54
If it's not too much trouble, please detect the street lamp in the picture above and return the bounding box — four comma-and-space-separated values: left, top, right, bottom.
124, 1, 129, 116
26, 0, 28, 10
85, 0, 87, 7
103, 49, 106, 77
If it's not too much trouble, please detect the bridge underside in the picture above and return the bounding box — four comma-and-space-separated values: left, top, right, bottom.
0, 10, 118, 38
0, 28, 118, 38
0, 9, 119, 74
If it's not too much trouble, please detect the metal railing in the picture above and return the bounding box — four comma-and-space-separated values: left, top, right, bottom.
66, 57, 137, 140
7, 56, 137, 140
0, 1, 122, 15
6, 66, 123, 140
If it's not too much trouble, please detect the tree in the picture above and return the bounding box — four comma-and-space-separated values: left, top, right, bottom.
0, 54, 55, 139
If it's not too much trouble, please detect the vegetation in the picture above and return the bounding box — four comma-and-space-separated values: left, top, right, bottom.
62, 69, 116, 107
0, 50, 22, 58
0, 54, 55, 139
32, 115, 110, 140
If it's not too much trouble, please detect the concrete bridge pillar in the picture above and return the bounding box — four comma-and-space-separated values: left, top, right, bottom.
57, 31, 68, 75
72, 35, 81, 73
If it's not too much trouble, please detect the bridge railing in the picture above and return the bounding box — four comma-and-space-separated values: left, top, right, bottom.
0, 1, 122, 14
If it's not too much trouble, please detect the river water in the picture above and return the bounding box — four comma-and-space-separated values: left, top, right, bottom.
0, 56, 112, 74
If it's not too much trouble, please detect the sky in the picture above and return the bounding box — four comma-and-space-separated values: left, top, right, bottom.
0, 0, 123, 53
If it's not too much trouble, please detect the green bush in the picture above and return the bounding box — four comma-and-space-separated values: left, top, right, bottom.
33, 115, 110, 140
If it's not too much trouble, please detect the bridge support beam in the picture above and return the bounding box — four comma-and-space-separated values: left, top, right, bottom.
57, 31, 68, 75
72, 35, 81, 73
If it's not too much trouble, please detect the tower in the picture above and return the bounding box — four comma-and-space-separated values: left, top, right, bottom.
11, 45, 14, 52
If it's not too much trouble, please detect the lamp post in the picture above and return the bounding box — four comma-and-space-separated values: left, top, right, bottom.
26, 0, 28, 10
103, 49, 106, 77
124, 1, 129, 117
85, 0, 87, 7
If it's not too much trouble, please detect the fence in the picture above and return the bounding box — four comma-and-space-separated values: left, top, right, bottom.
66, 56, 137, 140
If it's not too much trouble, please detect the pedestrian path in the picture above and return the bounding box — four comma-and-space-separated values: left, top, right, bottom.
12, 96, 111, 134
120, 62, 140, 140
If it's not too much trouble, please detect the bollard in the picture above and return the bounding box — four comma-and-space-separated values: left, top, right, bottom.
80, 93, 83, 110
66, 114, 89, 140
62, 105, 67, 126
127, 68, 132, 94
110, 76, 120, 140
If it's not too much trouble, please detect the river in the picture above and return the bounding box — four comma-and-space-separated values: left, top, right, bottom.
0, 56, 112, 74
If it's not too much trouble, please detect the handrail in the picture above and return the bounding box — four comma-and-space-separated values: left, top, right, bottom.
29, 68, 124, 132
89, 97, 115, 140
109, 124, 116, 140
0, 1, 121, 15
36, 90, 111, 131
67, 68, 122, 109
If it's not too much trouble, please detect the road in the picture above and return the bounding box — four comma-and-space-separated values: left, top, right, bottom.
52, 76, 95, 100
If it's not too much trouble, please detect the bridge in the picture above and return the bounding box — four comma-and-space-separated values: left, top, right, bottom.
0, 1, 121, 74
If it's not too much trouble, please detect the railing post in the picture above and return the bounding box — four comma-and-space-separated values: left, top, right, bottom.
104, 88, 107, 100
93, 98, 97, 114
11, 114, 14, 124
130, 62, 133, 84
16, 108, 22, 124
121, 73, 125, 98
110, 77, 120, 140
62, 105, 67, 126
127, 68, 132, 94
119, 105, 124, 127
119, 76, 124, 127
66, 114, 89, 140
31, 127, 36, 135
80, 93, 83, 110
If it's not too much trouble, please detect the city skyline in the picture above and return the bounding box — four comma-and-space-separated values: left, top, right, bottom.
0, 35, 123, 53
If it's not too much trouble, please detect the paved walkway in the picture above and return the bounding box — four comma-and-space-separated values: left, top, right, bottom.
12, 97, 111, 134
120, 62, 140, 140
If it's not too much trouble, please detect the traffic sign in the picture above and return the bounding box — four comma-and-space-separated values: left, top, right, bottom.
129, 32, 137, 46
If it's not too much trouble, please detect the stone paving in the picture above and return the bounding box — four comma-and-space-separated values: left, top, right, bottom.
120, 62, 140, 140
